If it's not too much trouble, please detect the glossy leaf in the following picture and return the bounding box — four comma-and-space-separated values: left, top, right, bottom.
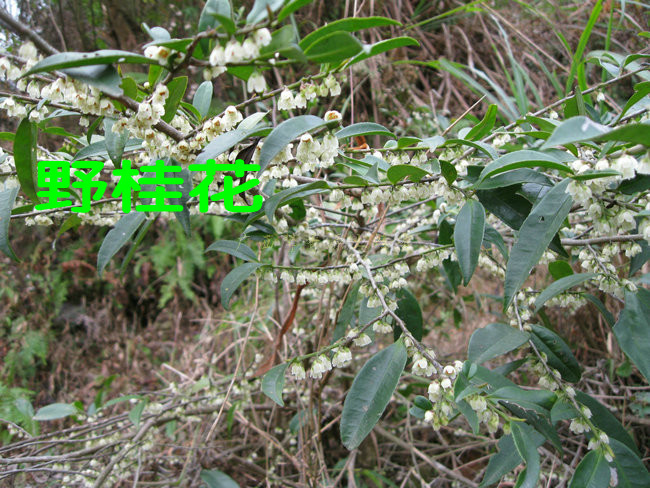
468, 323, 530, 364
454, 200, 485, 285
0, 185, 19, 261
22, 50, 155, 77
300, 16, 401, 51
196, 127, 264, 165
14, 118, 39, 204
162, 76, 188, 123
103, 118, 130, 167
193, 81, 213, 118
97, 212, 147, 276
333, 282, 360, 342
541, 116, 610, 149
393, 288, 423, 341
335, 122, 394, 140
348, 36, 420, 65
534, 273, 596, 312
304, 31, 363, 64
263, 181, 330, 223
206, 240, 258, 262
33, 403, 79, 421
510, 422, 541, 488
386, 164, 429, 184
503, 179, 573, 310
220, 262, 262, 310
246, 0, 284, 24
340, 340, 407, 450
613, 288, 650, 383
262, 363, 289, 407
529, 324, 581, 383
466, 104, 498, 141
608, 438, 650, 488
278, 0, 314, 22
569, 450, 610, 488
200, 469, 240, 488
478, 150, 571, 183
62, 64, 123, 97
259, 115, 327, 172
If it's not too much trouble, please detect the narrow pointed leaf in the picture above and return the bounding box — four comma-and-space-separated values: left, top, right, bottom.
262, 363, 289, 407
14, 118, 39, 204
468, 323, 530, 364
259, 115, 326, 172
0, 185, 19, 261
613, 288, 650, 383
569, 451, 610, 488
206, 240, 258, 262
534, 273, 596, 311
220, 262, 262, 310
193, 81, 213, 118
340, 340, 407, 450
97, 212, 147, 276
393, 288, 423, 341
454, 200, 486, 285
529, 324, 581, 383
504, 179, 573, 310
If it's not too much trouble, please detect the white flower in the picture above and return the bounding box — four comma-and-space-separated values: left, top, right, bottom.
332, 347, 352, 368
242, 39, 260, 59
290, 362, 306, 380
440, 377, 452, 390
222, 106, 243, 130
610, 467, 618, 487
373, 320, 393, 334
612, 154, 637, 180
293, 92, 307, 109
278, 88, 294, 110
323, 74, 341, 96
324, 110, 342, 121
19, 42, 38, 61
569, 418, 590, 434
468, 395, 487, 413
144, 45, 172, 63
637, 153, 650, 175
253, 28, 272, 47
247, 72, 266, 93
225, 40, 245, 63
309, 355, 332, 379
442, 365, 457, 379
424, 410, 435, 422
428, 381, 442, 402
209, 45, 226, 66
353, 333, 371, 347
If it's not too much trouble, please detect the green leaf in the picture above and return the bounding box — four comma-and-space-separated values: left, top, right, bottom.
103, 118, 130, 167
196, 127, 265, 165
541, 116, 609, 149
440, 160, 457, 185
564, 0, 603, 94
490, 387, 556, 413
97, 212, 147, 276
386, 164, 430, 184
476, 168, 552, 190
548, 260, 574, 280
200, 469, 240, 488
206, 240, 258, 262
348, 37, 420, 65
262, 363, 289, 407
454, 200, 486, 285
246, 0, 284, 24
61, 64, 123, 97
613, 288, 650, 383
534, 273, 596, 312
278, 0, 314, 22
340, 340, 407, 450
468, 323, 530, 364
262, 181, 330, 224
503, 179, 573, 310
333, 282, 360, 342
129, 400, 146, 428
22, 50, 155, 77
33, 403, 79, 421
569, 451, 610, 488
220, 262, 262, 310
120, 76, 138, 99
0, 185, 19, 261
393, 288, 423, 341
608, 438, 650, 488
510, 422, 541, 488
162, 76, 188, 123
303, 31, 363, 64
529, 324, 581, 383
583, 293, 615, 328
259, 116, 327, 172
574, 391, 639, 455
300, 16, 401, 51
617, 81, 650, 122
14, 118, 39, 204
193, 81, 213, 118
199, 0, 233, 33
73, 138, 143, 162
335, 122, 394, 140
478, 150, 571, 183
480, 435, 523, 487
466, 104, 498, 141
503, 402, 562, 454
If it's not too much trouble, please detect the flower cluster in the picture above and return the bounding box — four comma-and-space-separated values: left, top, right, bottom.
277, 75, 341, 110
206, 28, 272, 80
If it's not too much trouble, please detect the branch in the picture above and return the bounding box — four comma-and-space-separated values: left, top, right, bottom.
0, 6, 59, 55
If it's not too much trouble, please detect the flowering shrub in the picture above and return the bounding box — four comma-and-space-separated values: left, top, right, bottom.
0, 0, 649, 487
